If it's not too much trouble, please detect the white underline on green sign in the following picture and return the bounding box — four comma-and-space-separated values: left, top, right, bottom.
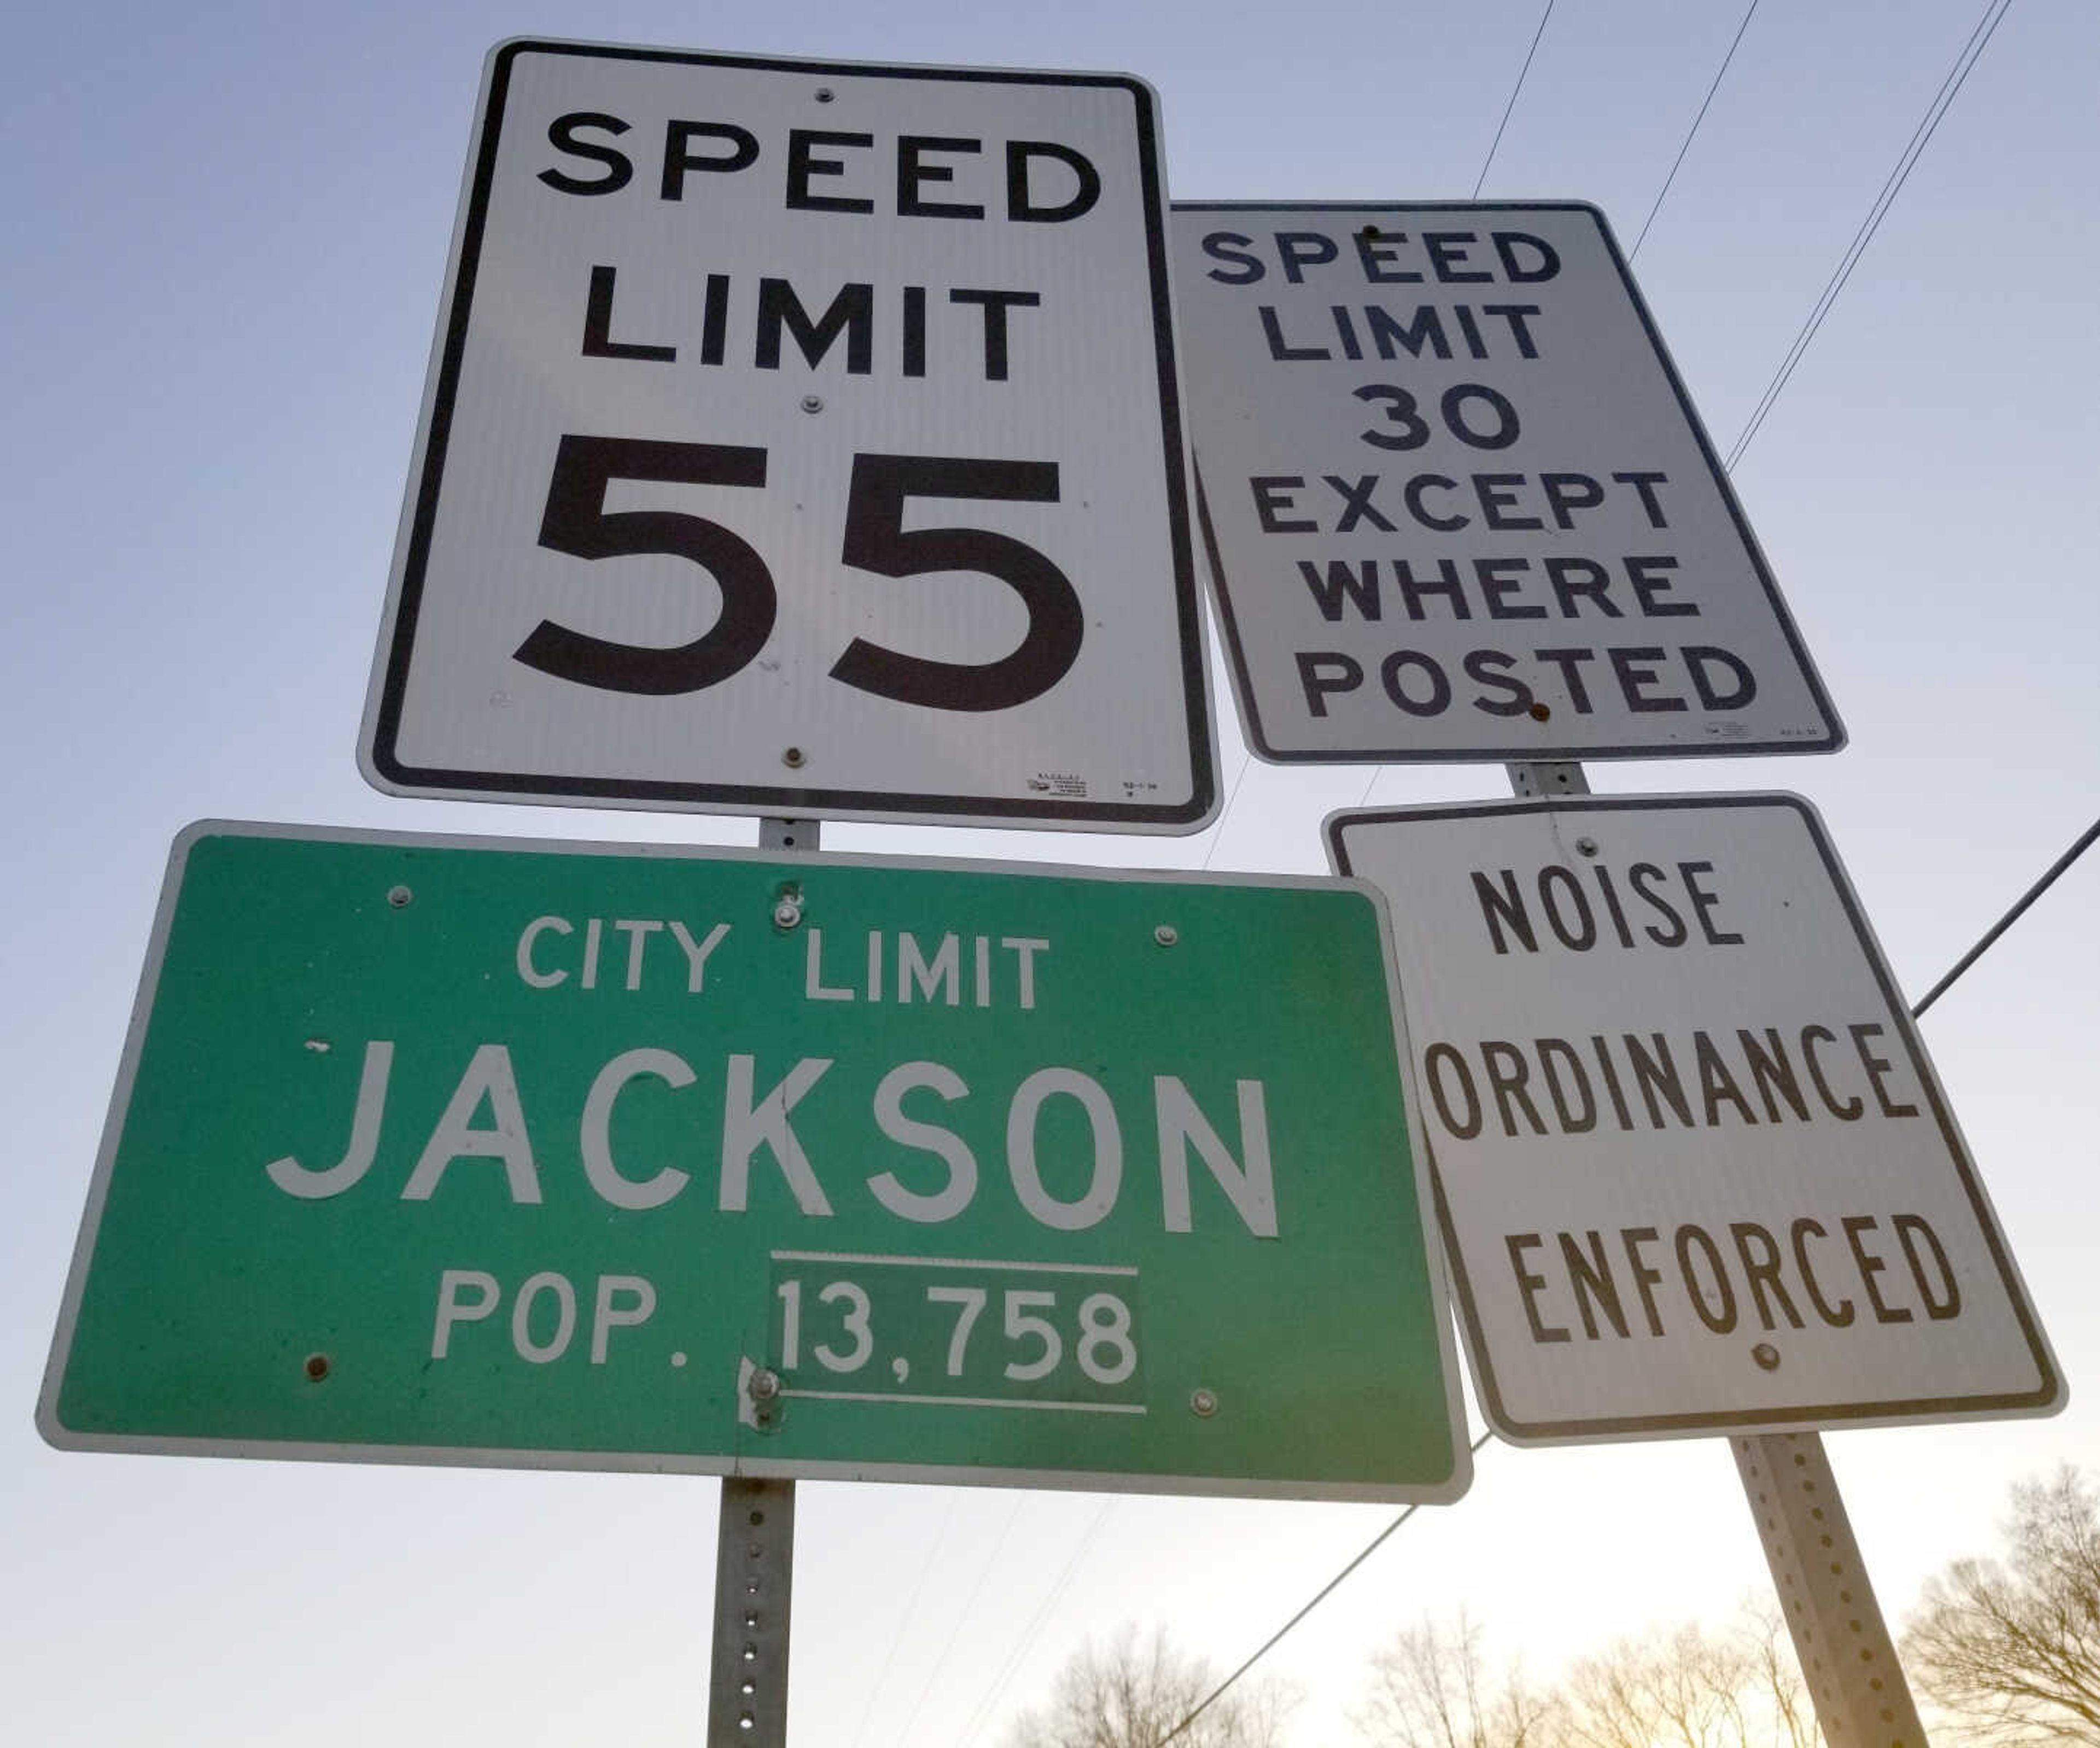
771, 1249, 1139, 1277
778, 1388, 1148, 1414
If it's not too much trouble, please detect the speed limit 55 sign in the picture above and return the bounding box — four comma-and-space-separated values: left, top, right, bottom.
361, 41, 1217, 831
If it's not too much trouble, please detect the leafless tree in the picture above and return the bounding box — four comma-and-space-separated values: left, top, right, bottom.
1903, 1465, 2100, 1745
1352, 1613, 1554, 1748
1737, 1600, 1819, 1748
1562, 1622, 1741, 1748
1352, 1611, 1560, 1748
1560, 1603, 1819, 1748
1004, 1622, 1298, 1748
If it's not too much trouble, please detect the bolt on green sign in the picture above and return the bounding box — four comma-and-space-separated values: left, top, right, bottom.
40, 824, 1468, 1501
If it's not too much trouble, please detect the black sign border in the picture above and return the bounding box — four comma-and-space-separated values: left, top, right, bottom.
1179, 200, 1846, 765
366, 40, 1215, 830
1328, 790, 2060, 1443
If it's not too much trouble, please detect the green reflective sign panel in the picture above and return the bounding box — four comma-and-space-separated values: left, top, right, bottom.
42, 824, 1467, 1501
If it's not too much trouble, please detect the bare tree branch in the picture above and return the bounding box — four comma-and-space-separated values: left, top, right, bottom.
1561, 1604, 1819, 1748
1904, 1467, 2100, 1746
1006, 1623, 1298, 1748
1352, 1611, 1560, 1748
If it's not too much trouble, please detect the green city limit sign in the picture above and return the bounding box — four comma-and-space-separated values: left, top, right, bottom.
41, 823, 1467, 1502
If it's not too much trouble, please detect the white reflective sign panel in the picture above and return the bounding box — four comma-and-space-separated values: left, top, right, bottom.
363, 42, 1216, 831
1174, 203, 1842, 763
1327, 794, 2060, 1443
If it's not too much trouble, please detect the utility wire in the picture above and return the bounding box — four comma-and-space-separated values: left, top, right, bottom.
1200, 7, 1560, 875
1151, 18, 2056, 1733
1161, 1432, 1495, 1745
956, 1499, 1118, 1747
1154, 814, 2095, 1741
1630, 1, 1763, 261
850, 1496, 959, 1748
1472, 2, 1557, 197
889, 1496, 1028, 1748
1200, 752, 1254, 871
1912, 816, 2100, 1018
1723, 0, 2012, 471
1153, 808, 2095, 1741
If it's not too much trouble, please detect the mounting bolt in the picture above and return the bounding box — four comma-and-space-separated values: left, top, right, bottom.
386, 885, 412, 908
1154, 924, 1179, 947
1528, 701, 1552, 721
814, 87, 835, 103
782, 745, 806, 768
1574, 836, 1600, 857
750, 1367, 782, 1402
772, 895, 803, 931
1752, 1343, 1781, 1372
800, 395, 823, 415
1190, 1387, 1218, 1418
304, 1353, 331, 1383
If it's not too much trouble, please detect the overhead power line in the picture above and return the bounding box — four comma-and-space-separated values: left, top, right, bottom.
1723, 0, 2014, 470
1192, 3, 2006, 885
1199, 753, 1254, 872
1157, 807, 2094, 1741
956, 1499, 1118, 1747
1160, 1432, 1495, 1745
850, 1496, 959, 1748
1472, 1, 1558, 197
1153, 28, 2066, 1724
1630, 1, 1763, 261
890, 1497, 1028, 1748
1912, 816, 2100, 1017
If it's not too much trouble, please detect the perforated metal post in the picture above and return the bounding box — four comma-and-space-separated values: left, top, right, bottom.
1504, 759, 1591, 799
1500, 762, 1926, 1747
759, 816, 822, 854
708, 1477, 796, 1746
1734, 1434, 1927, 1748
704, 814, 821, 1747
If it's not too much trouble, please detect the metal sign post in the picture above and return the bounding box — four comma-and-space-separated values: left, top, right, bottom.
705, 821, 815, 1747
709, 1475, 796, 1746
1502, 765, 1926, 1748
1734, 1432, 1926, 1748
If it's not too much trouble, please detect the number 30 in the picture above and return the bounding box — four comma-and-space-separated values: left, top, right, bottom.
514, 435, 1084, 713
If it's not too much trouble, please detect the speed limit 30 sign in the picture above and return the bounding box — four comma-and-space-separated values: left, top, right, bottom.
361, 41, 1217, 830
1171, 203, 1842, 764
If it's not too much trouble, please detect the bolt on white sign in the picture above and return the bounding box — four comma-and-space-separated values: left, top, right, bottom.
1327, 794, 2060, 1443
363, 41, 1216, 830
1174, 203, 1842, 763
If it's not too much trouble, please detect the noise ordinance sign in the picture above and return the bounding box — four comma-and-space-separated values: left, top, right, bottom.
1327, 794, 2061, 1443
1173, 203, 1844, 763
362, 42, 1216, 831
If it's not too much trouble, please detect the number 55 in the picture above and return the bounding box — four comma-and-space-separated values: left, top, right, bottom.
515, 436, 1083, 712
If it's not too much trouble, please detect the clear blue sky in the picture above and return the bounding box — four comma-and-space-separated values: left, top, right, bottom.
5, 3, 2095, 1743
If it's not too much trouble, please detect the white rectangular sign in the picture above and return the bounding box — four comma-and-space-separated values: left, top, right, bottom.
1327, 794, 2060, 1443
363, 41, 1217, 830
1174, 203, 1842, 763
